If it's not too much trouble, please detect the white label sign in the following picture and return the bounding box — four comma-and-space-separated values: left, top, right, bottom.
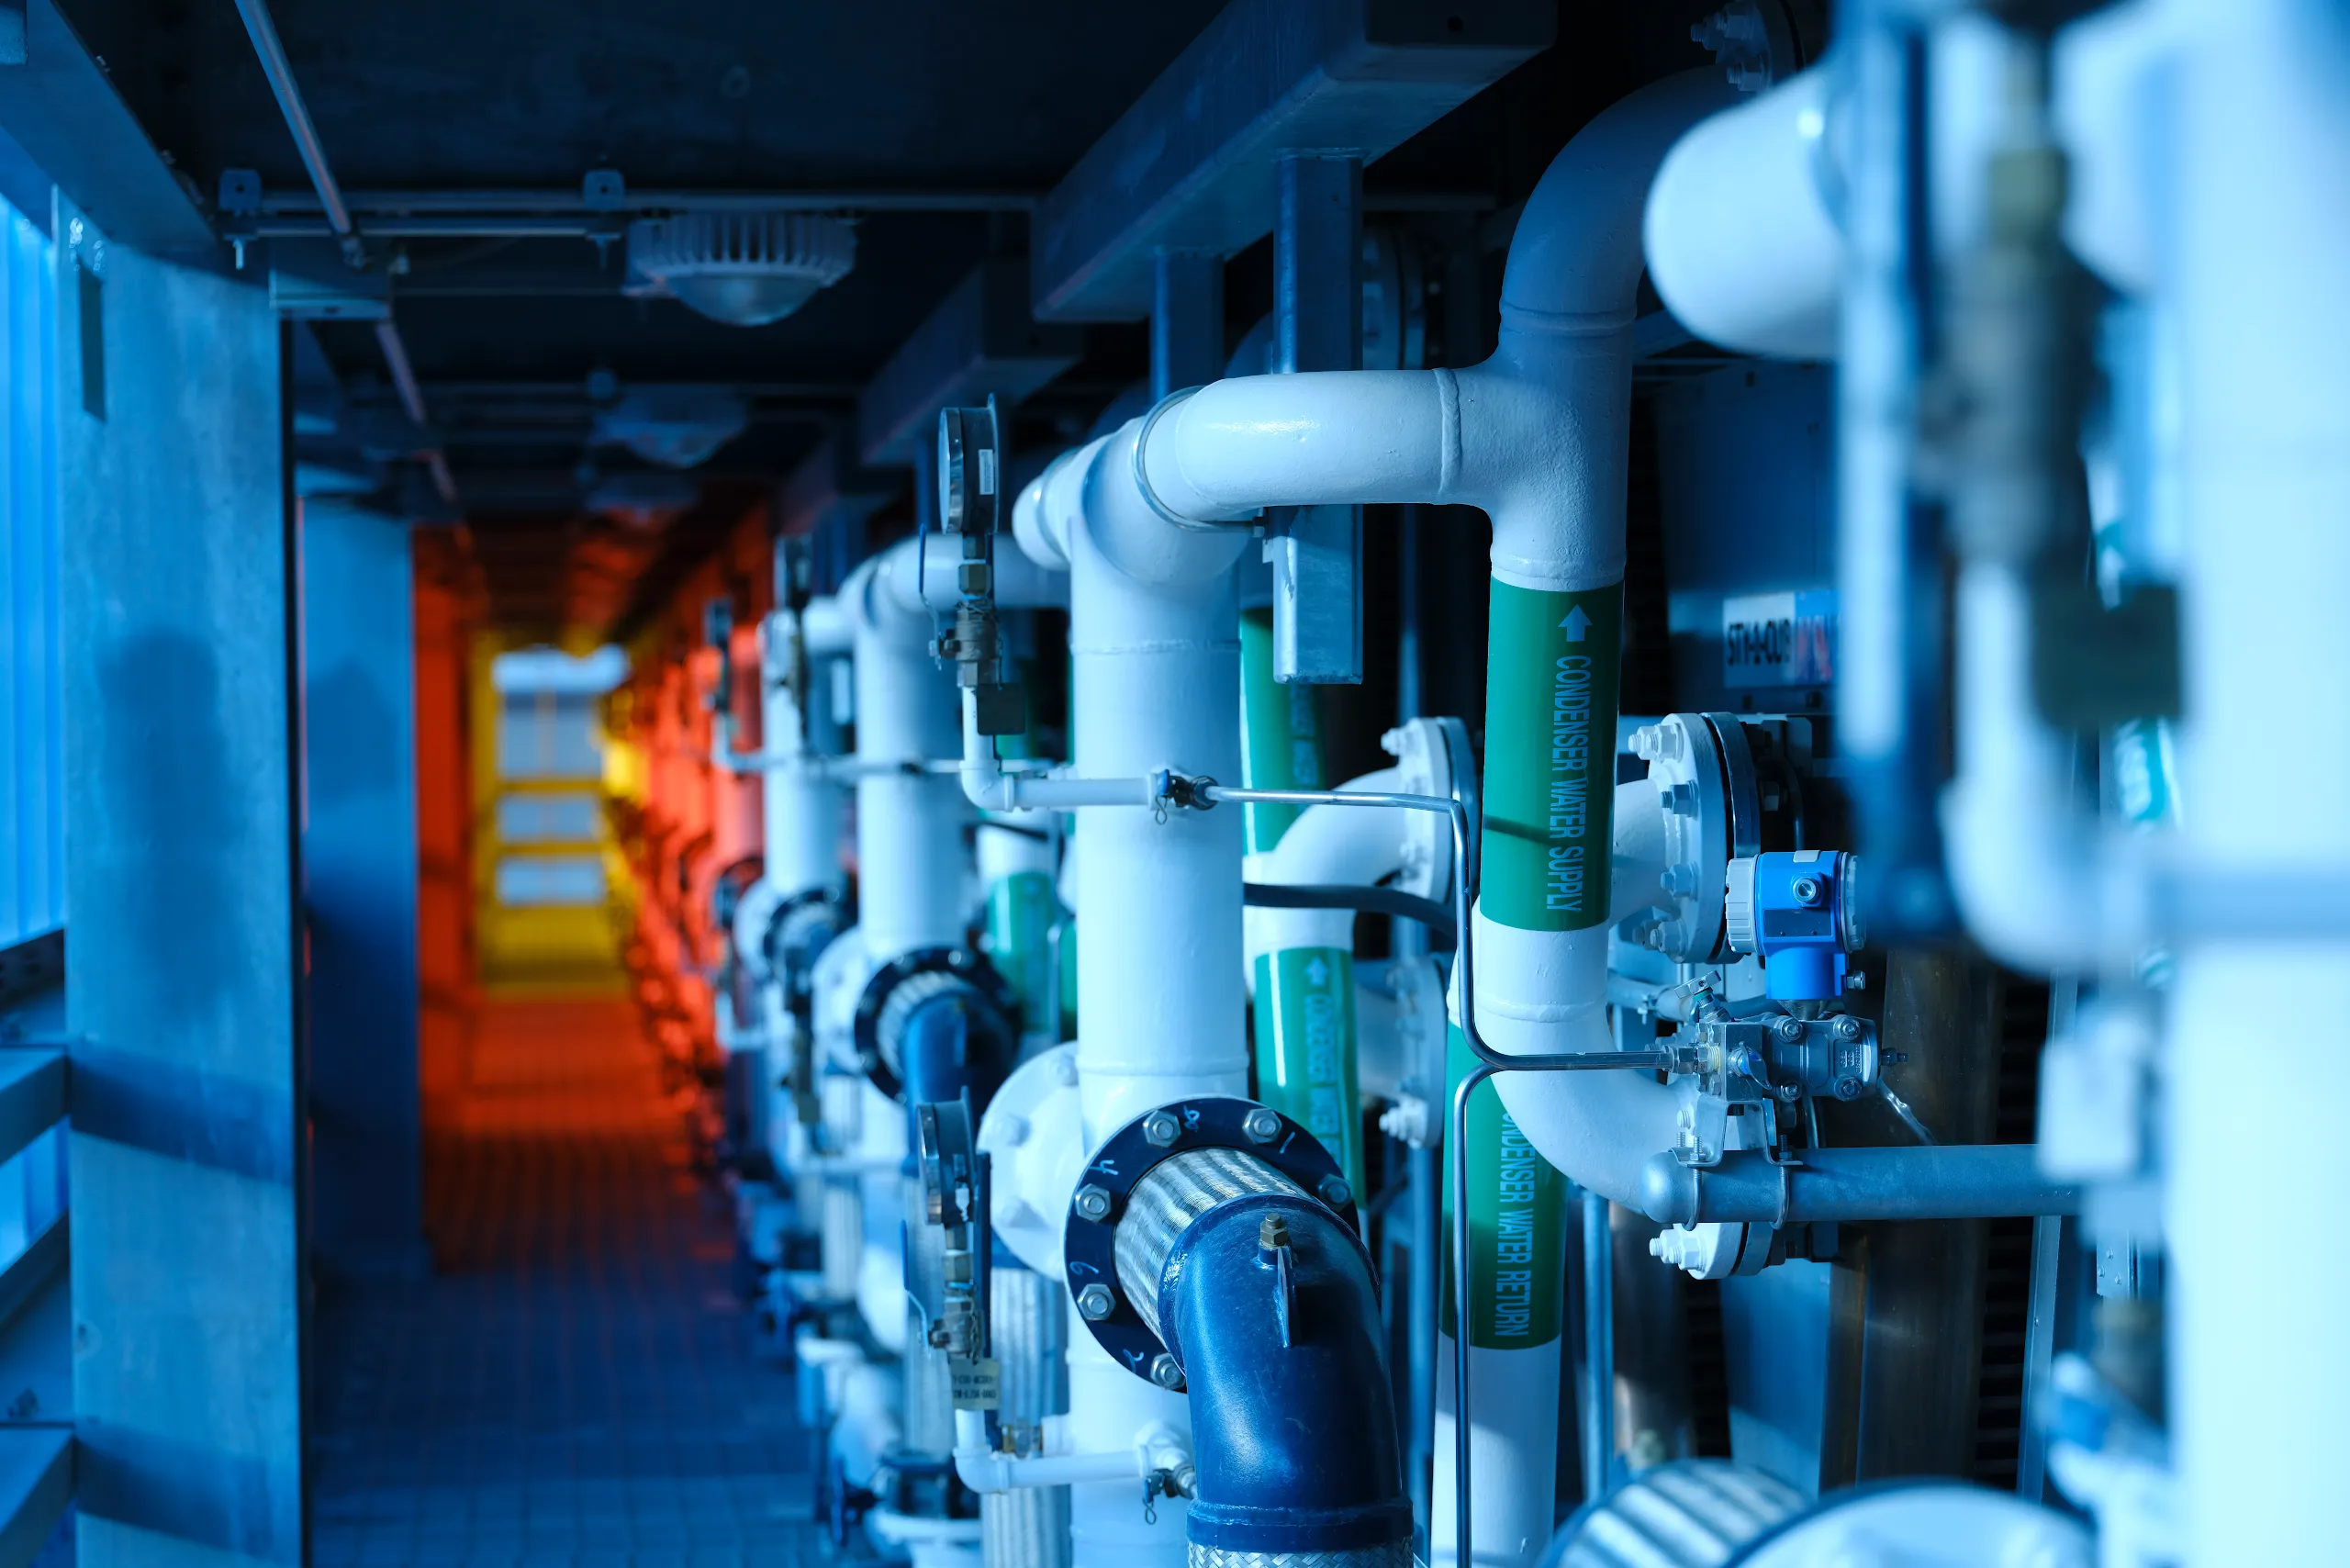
1722, 590, 1835, 688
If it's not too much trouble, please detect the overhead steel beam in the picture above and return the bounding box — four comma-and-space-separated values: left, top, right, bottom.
1033, 0, 1551, 322
0, 0, 213, 252
856, 256, 1084, 466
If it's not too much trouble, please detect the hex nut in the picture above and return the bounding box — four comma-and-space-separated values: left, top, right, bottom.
1317, 1175, 1353, 1209
1142, 1110, 1181, 1148
1773, 1014, 1806, 1043
1241, 1107, 1282, 1144
1073, 1183, 1113, 1222
1832, 1015, 1863, 1042
1150, 1353, 1186, 1391
1076, 1282, 1116, 1321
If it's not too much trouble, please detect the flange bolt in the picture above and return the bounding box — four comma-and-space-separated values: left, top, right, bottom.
1142, 1110, 1181, 1148
1831, 1015, 1863, 1042
1317, 1175, 1353, 1209
1241, 1107, 1282, 1145
1073, 1184, 1113, 1222
1077, 1282, 1116, 1321
1773, 1014, 1806, 1043
1150, 1353, 1187, 1391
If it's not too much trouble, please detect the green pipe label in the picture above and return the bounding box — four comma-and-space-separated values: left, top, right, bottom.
1252, 946, 1361, 1195
984, 869, 1060, 1034
1440, 1025, 1565, 1349
1482, 580, 1622, 932
1239, 607, 1326, 852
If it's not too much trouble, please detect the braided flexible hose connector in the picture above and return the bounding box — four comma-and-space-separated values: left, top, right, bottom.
1115, 1148, 1411, 1566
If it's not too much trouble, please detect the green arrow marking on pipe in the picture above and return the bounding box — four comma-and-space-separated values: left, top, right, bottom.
1482, 579, 1623, 932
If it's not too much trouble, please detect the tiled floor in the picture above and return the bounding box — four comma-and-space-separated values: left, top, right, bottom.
313, 999, 819, 1567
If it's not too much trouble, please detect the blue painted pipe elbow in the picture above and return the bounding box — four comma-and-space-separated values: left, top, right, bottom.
1157, 1192, 1412, 1562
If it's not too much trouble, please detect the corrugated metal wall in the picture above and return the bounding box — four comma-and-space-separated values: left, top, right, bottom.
0, 196, 59, 949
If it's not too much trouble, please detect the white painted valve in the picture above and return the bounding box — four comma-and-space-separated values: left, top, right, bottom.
1650, 1220, 1772, 1280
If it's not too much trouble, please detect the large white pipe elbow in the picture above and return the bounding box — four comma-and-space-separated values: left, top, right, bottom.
1940, 564, 2111, 972
1483, 779, 1679, 1211
1644, 11, 2167, 360
1643, 69, 1842, 360
844, 551, 968, 960
1140, 372, 1456, 521
1244, 767, 1410, 961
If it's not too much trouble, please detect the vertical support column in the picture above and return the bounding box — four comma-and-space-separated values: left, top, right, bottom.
301, 498, 426, 1282
1269, 154, 1363, 685
1149, 249, 1223, 401
57, 204, 306, 1563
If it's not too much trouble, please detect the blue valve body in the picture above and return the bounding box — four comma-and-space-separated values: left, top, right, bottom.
1749, 851, 1857, 1002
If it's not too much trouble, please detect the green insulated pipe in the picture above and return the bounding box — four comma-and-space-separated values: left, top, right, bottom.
1240, 604, 1362, 1188
983, 862, 1062, 1042
1252, 945, 1361, 1196
1238, 606, 1326, 851
1438, 1025, 1565, 1348
1431, 1023, 1567, 1568
1481, 581, 1622, 935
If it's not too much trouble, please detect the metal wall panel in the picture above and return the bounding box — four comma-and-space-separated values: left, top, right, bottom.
56, 197, 305, 1565
0, 196, 61, 950
302, 498, 426, 1282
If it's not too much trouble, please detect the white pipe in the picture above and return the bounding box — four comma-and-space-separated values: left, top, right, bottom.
1068, 1309, 1192, 1568
1641, 12, 2168, 362
1242, 767, 1408, 961
1008, 415, 1248, 1568
1053, 422, 1254, 1142
952, 1409, 1191, 1495
1467, 780, 1675, 1206
759, 605, 847, 901
2167, 5, 2350, 1565
844, 545, 968, 960
958, 689, 1160, 812
804, 593, 854, 657
1940, 564, 2119, 971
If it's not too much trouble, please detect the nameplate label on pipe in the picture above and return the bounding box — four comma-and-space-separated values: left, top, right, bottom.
951, 1358, 1002, 1411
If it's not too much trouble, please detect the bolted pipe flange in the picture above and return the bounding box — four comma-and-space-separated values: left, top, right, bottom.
1061, 1096, 1360, 1389
1150, 1353, 1187, 1392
